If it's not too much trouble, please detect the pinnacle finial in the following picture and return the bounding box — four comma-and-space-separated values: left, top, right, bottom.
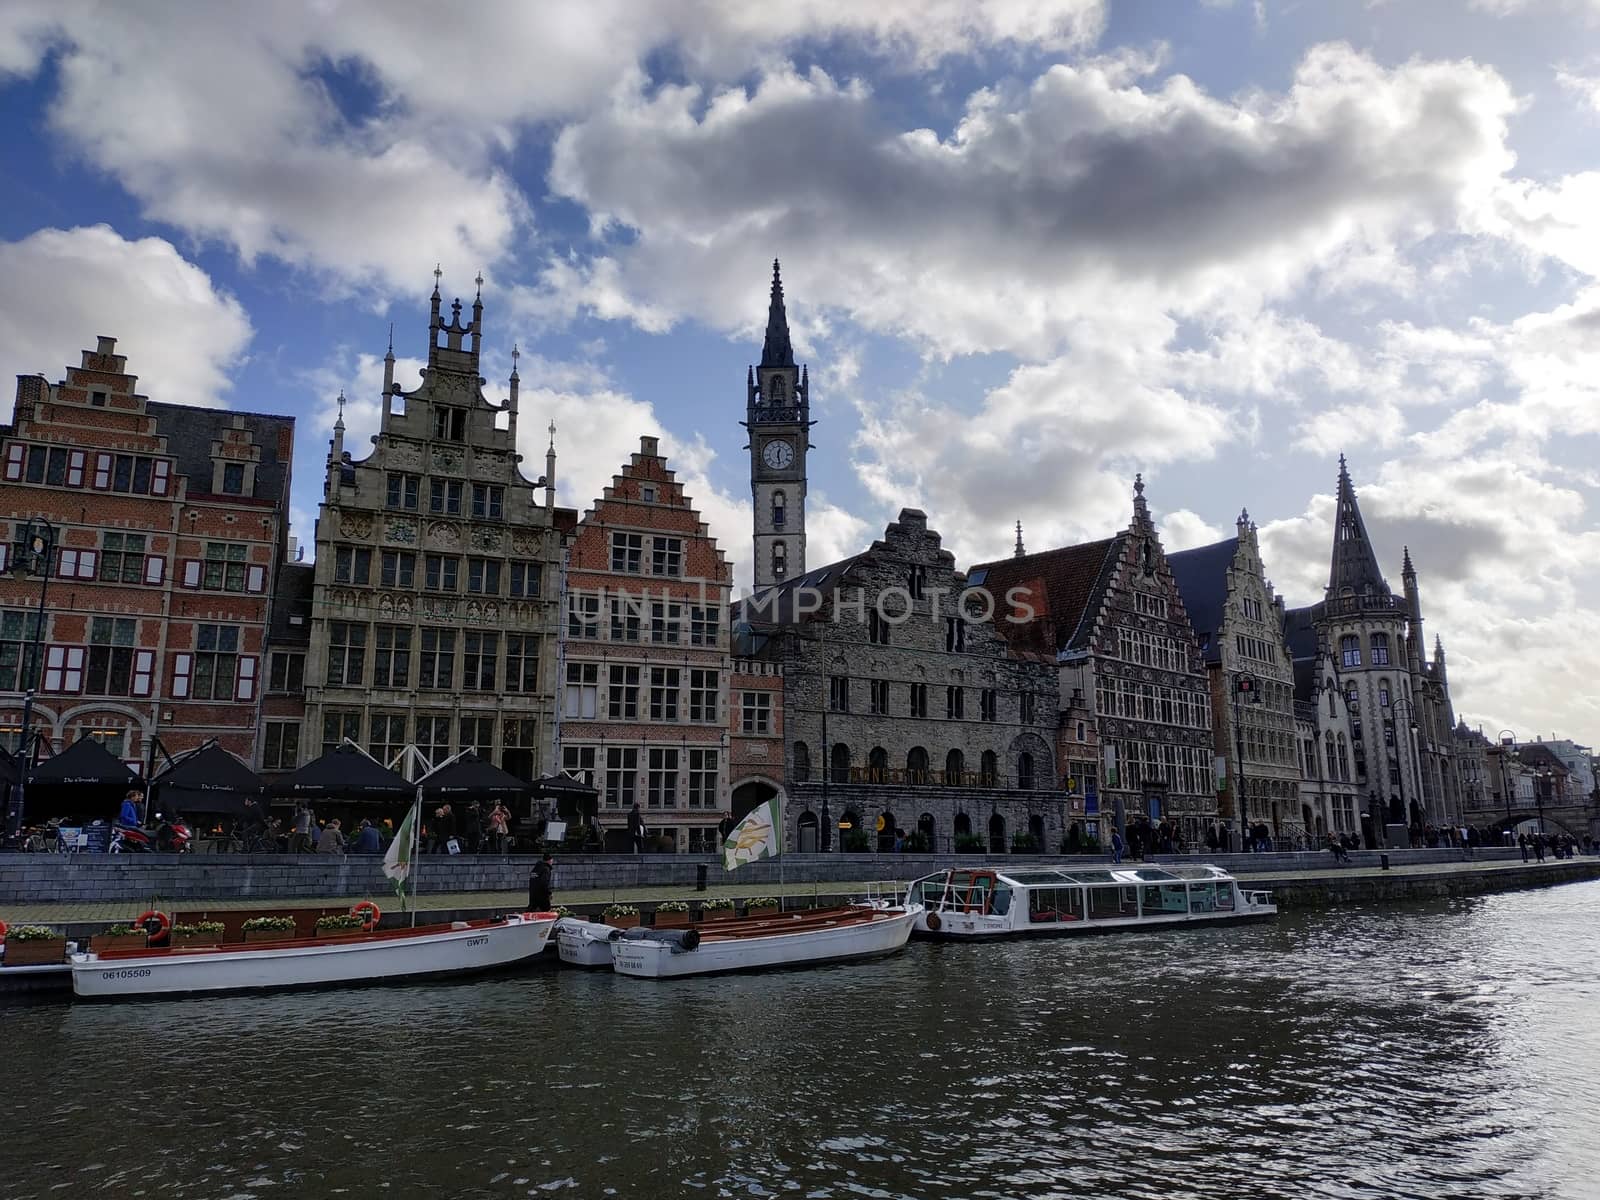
761, 257, 794, 368
510, 342, 520, 378
474, 271, 484, 298
1238, 506, 1250, 525
386, 323, 395, 357
432, 263, 442, 294
1014, 520, 1025, 558
1134, 473, 1144, 498
548, 419, 556, 450
334, 389, 346, 429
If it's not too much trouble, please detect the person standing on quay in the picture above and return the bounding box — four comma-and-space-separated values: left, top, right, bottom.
528, 853, 554, 911
1518, 832, 1529, 862
629, 801, 645, 854
291, 802, 314, 854
1110, 828, 1125, 865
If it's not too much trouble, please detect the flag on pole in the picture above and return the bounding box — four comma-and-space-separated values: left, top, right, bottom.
384, 798, 420, 901
723, 797, 781, 871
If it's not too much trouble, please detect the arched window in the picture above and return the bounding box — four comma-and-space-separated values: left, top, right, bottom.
772, 490, 786, 528
954, 811, 972, 839
980, 750, 998, 787
767, 375, 785, 405
1340, 634, 1361, 668
830, 742, 850, 784
1370, 633, 1390, 665
1378, 679, 1391, 708
772, 540, 787, 581
1076, 721, 1086, 741
906, 746, 929, 783
945, 749, 964, 785
989, 812, 1007, 853
1324, 732, 1335, 779
1337, 733, 1351, 781
1017, 751, 1035, 791
1327, 681, 1337, 718
793, 742, 810, 783
868, 746, 888, 782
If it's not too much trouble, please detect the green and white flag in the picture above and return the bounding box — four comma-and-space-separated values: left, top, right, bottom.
384, 798, 420, 901
723, 797, 781, 871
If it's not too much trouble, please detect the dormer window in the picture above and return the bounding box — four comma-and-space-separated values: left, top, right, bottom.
221, 463, 245, 495
433, 407, 466, 441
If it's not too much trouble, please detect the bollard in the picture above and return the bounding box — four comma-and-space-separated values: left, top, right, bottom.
695, 863, 707, 891
1380, 853, 1390, 871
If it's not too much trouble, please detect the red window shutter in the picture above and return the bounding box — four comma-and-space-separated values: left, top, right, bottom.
58, 549, 79, 578
43, 646, 65, 691
144, 555, 165, 586
181, 559, 201, 589
237, 655, 258, 702
3, 443, 24, 482
246, 564, 267, 593
76, 549, 97, 579
62, 647, 85, 692
93, 453, 112, 489
66, 449, 86, 487
151, 460, 171, 495
171, 652, 192, 699
132, 650, 155, 697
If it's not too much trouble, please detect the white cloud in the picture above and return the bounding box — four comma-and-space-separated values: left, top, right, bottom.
1161, 509, 1227, 551
1556, 66, 1600, 113
0, 225, 252, 413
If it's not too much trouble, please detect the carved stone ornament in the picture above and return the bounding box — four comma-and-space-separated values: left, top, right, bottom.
388, 441, 423, 468
512, 532, 539, 556
385, 517, 418, 544
338, 513, 374, 539
432, 447, 464, 473
427, 521, 461, 548
471, 527, 502, 551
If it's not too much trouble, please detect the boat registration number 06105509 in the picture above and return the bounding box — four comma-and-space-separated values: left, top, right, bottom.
100, 968, 153, 980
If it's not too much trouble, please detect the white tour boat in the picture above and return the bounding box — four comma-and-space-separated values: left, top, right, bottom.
906, 864, 1275, 939
554, 916, 617, 968
610, 902, 922, 979
70, 912, 556, 999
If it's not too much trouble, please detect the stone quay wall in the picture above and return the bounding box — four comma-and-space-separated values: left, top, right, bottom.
0, 845, 1537, 905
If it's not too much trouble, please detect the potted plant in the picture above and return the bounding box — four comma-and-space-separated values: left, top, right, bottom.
699, 897, 735, 922
1011, 832, 1040, 854
954, 833, 986, 854
552, 906, 576, 919
172, 921, 224, 947
746, 896, 780, 917
314, 913, 366, 937
603, 904, 639, 930
841, 829, 870, 853
653, 900, 690, 928
90, 923, 147, 954
3, 924, 67, 967
241, 915, 296, 944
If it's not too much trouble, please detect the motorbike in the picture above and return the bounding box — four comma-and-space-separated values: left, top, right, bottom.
110, 815, 193, 854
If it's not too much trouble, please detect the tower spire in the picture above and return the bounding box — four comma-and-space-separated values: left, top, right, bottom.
1327, 456, 1389, 598
1014, 520, 1025, 558
760, 258, 794, 368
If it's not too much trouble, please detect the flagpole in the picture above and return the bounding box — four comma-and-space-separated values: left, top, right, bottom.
777, 796, 785, 911
410, 781, 422, 928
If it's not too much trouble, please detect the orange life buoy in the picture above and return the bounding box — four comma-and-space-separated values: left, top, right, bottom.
925, 911, 942, 932
0, 919, 9, 941
350, 900, 381, 929
137, 910, 171, 940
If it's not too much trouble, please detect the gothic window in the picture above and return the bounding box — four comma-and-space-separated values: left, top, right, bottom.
1378, 680, 1391, 708
1017, 751, 1035, 791
909, 565, 926, 600
980, 750, 998, 786
1340, 635, 1361, 668
767, 376, 786, 405
868, 609, 891, 646
830, 742, 850, 784
945, 749, 964, 785
906, 746, 929, 782
772, 490, 786, 528
1370, 633, 1390, 665
772, 540, 787, 581
868, 746, 888, 781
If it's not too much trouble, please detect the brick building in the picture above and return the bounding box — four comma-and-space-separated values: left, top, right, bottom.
303, 276, 572, 780
559, 436, 732, 852
259, 556, 312, 779
1, 336, 293, 781
973, 477, 1217, 845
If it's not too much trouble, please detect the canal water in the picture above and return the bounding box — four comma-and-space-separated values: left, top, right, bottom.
3, 882, 1597, 1200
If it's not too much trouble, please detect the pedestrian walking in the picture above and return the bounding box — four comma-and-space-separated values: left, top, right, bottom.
629, 802, 645, 854
1110, 828, 1124, 865
528, 853, 554, 911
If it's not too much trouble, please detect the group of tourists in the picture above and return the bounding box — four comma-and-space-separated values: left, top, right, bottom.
1517, 830, 1585, 861
424, 800, 514, 855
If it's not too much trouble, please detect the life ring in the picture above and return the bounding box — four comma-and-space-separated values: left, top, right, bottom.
0, 919, 8, 941
925, 911, 943, 932
137, 910, 171, 940
350, 901, 381, 929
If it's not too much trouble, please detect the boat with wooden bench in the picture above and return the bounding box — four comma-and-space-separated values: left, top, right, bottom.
609, 900, 921, 979
906, 864, 1275, 940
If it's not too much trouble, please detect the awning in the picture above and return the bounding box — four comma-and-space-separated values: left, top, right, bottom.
530, 771, 599, 801
27, 737, 138, 788
268, 743, 413, 803
419, 753, 534, 802
151, 743, 265, 816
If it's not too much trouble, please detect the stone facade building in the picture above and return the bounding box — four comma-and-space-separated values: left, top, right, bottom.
729, 654, 785, 830
303, 277, 571, 780
739, 509, 1063, 855
1168, 511, 1302, 845
1291, 651, 1363, 841
1, 336, 293, 779
560, 436, 732, 853
973, 478, 1217, 845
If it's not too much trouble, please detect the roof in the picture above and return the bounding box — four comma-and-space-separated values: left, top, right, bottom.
1282, 605, 1318, 663
1165, 536, 1239, 665
1328, 457, 1390, 597
146, 400, 294, 508
968, 537, 1121, 653
734, 551, 870, 628
760, 259, 795, 368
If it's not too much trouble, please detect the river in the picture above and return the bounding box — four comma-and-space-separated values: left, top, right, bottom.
2, 882, 1597, 1199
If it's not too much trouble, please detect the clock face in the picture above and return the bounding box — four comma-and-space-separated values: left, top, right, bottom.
762, 439, 795, 470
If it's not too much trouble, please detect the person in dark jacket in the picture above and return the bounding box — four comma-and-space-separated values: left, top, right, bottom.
528, 854, 554, 911
351, 819, 381, 853
628, 802, 645, 854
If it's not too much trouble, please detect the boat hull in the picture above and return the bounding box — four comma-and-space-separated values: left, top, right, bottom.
914, 904, 1277, 940
70, 915, 555, 999
612, 906, 919, 979
555, 918, 616, 968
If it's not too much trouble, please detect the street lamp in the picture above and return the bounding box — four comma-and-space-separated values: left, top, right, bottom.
1391, 696, 1421, 829
1534, 768, 1551, 835
6, 518, 55, 840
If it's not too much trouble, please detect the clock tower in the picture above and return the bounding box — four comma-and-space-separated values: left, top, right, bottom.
745, 259, 811, 591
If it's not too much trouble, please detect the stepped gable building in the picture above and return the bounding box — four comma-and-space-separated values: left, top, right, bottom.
1282, 458, 1460, 837
737, 509, 1063, 856
744, 260, 812, 592
559, 436, 733, 853
1, 336, 293, 778
972, 477, 1217, 845
1167, 510, 1302, 845
303, 273, 573, 781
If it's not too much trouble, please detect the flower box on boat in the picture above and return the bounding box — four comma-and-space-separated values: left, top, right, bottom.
243, 929, 294, 944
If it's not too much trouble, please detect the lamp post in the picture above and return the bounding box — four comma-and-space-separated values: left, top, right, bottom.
1535, 768, 1550, 835
1391, 696, 1421, 829
1232, 672, 1259, 852
1496, 730, 1517, 837
6, 518, 55, 840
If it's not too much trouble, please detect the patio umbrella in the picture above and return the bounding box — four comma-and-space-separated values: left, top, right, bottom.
268, 743, 413, 804
151, 743, 265, 817
24, 737, 138, 820
419, 753, 534, 802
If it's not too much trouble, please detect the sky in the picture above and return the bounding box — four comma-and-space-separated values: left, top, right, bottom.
2, 0, 1599, 744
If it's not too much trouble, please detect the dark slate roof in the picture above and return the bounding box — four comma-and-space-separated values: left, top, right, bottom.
146, 401, 295, 507
1328, 457, 1390, 597
269, 744, 412, 801
269, 561, 314, 646
28, 737, 137, 787
734, 551, 870, 628
1282, 605, 1318, 664
419, 753, 533, 800
152, 743, 264, 815
1165, 536, 1239, 666
969, 537, 1121, 653
1292, 656, 1317, 705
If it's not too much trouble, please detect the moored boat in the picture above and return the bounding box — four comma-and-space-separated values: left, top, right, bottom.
907, 864, 1275, 939
555, 917, 617, 968
70, 912, 556, 999
610, 902, 921, 979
